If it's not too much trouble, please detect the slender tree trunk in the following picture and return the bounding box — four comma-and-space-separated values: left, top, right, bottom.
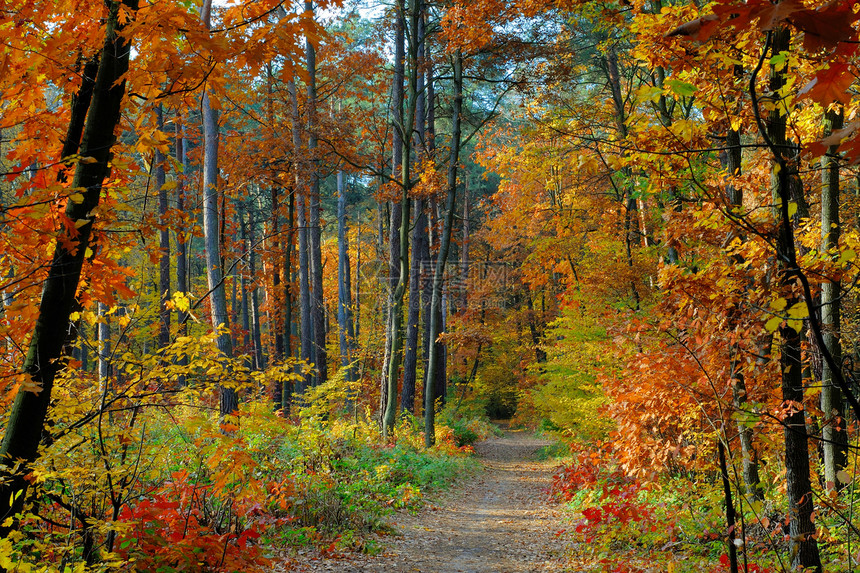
821, 105, 848, 489
289, 77, 312, 397
248, 211, 265, 371
156, 105, 171, 348
383, 0, 419, 436
423, 29, 436, 400
0, 0, 138, 532
766, 25, 822, 572
98, 302, 111, 393
305, 1, 327, 387
721, 118, 764, 501
175, 116, 188, 385
604, 48, 641, 309
460, 177, 470, 312
337, 171, 357, 386
425, 49, 463, 447
239, 204, 251, 367
403, 199, 426, 415
355, 205, 361, 339
402, 5, 426, 415
283, 185, 295, 413
199, 0, 237, 416
382, 2, 406, 426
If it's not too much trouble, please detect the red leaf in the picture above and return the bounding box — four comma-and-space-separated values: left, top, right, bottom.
792, 2, 860, 51
798, 63, 853, 104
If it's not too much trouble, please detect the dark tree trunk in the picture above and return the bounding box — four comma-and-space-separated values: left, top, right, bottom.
403, 199, 427, 415
200, 0, 237, 416
402, 4, 426, 415
306, 1, 327, 387
383, 0, 419, 436
721, 118, 764, 501
337, 171, 357, 387
766, 25, 822, 573
156, 105, 170, 349
381, 1, 405, 426
289, 77, 312, 397
425, 49, 462, 447
239, 204, 251, 368
283, 185, 295, 414
248, 211, 265, 371
0, 0, 139, 532
821, 106, 848, 489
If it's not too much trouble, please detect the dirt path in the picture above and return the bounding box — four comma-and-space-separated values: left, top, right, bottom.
301, 431, 570, 573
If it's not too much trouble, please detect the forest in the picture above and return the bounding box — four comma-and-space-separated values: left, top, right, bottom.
1, 0, 860, 571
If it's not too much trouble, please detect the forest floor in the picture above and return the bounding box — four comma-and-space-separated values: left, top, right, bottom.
290, 429, 571, 572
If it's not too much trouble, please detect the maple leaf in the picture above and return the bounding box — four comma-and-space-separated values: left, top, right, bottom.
798, 63, 854, 104
792, 2, 860, 51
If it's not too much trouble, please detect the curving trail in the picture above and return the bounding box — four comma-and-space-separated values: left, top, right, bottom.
296, 431, 571, 573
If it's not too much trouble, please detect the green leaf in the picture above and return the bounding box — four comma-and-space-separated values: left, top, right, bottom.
770, 51, 788, 70
667, 79, 697, 98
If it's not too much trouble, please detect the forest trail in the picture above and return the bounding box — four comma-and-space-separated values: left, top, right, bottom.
296, 430, 571, 572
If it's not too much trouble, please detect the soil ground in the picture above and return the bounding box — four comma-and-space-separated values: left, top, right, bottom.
292, 430, 571, 572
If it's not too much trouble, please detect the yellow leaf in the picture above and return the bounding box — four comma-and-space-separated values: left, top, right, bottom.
730, 116, 742, 132
765, 316, 781, 332
788, 202, 797, 218
839, 248, 856, 264
79, 156, 98, 164
771, 298, 788, 311
68, 192, 84, 204
787, 302, 808, 319
788, 319, 803, 333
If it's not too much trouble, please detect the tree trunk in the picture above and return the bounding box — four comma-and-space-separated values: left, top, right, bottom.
821, 105, 848, 490
199, 0, 237, 417
156, 105, 170, 348
721, 118, 764, 501
403, 199, 427, 415
337, 171, 356, 385
460, 177, 470, 313
766, 25, 822, 572
425, 49, 462, 447
283, 183, 295, 413
289, 77, 312, 397
98, 302, 111, 393
381, 1, 405, 427
383, 0, 419, 436
239, 204, 251, 367
175, 116, 188, 386
305, 1, 327, 388
604, 48, 641, 309
248, 211, 265, 371
0, 0, 138, 532
402, 5, 426, 416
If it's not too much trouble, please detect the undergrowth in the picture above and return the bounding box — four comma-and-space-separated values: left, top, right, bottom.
550, 441, 782, 573
0, 371, 488, 572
